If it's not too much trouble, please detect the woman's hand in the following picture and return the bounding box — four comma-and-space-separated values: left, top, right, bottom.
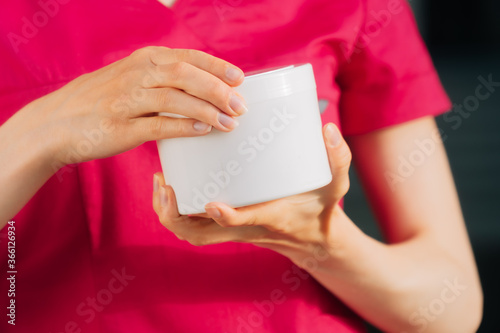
152, 117, 483, 333
0, 46, 247, 226
26, 47, 247, 166
152, 123, 351, 260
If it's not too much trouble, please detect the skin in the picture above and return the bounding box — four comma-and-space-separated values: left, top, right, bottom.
153, 117, 483, 333
1, 46, 482, 332
0, 47, 247, 226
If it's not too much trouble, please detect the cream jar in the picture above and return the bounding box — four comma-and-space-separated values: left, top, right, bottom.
157, 64, 332, 214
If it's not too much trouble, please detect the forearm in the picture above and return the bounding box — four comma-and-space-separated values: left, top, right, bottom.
286, 206, 482, 333
176, 117, 482, 331
0, 101, 59, 228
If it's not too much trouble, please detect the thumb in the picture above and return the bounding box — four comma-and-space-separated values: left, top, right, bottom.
322, 123, 352, 198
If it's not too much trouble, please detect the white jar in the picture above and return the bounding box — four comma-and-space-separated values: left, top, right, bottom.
157, 64, 332, 215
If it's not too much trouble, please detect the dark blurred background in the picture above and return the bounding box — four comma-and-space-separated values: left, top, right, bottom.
344, 1, 500, 332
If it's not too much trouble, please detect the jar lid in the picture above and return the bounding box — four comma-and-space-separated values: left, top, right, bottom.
235, 63, 316, 104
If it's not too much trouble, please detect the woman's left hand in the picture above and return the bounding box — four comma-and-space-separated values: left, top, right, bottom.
152, 123, 352, 261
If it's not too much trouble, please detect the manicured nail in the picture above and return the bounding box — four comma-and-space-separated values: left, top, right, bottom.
205, 205, 222, 219
218, 112, 239, 130
160, 187, 169, 207
229, 94, 248, 115
153, 174, 159, 192
226, 67, 244, 83
193, 121, 212, 132
326, 123, 341, 147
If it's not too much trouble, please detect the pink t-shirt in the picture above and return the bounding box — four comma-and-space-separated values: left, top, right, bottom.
0, 1, 450, 332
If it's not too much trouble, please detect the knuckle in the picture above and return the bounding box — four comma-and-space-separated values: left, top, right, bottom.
177, 48, 195, 58
209, 80, 230, 103
338, 178, 351, 196
200, 51, 220, 67
177, 48, 203, 60
332, 173, 350, 198
207, 57, 223, 72
152, 46, 169, 53
155, 88, 174, 108
345, 149, 353, 165
340, 145, 353, 166
149, 118, 167, 137
206, 105, 222, 125
132, 46, 154, 59
186, 236, 208, 247
131, 46, 169, 64
190, 104, 219, 128
177, 49, 222, 74
154, 118, 189, 139
169, 61, 189, 81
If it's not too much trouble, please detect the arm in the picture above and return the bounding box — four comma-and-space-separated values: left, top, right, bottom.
0, 47, 246, 228
153, 116, 482, 333
0, 102, 61, 229
308, 116, 482, 332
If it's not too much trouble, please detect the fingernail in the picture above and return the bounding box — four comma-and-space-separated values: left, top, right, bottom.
193, 121, 212, 132
160, 187, 169, 207
226, 67, 244, 83
326, 123, 341, 147
205, 205, 222, 219
218, 112, 239, 130
153, 174, 159, 192
229, 94, 248, 115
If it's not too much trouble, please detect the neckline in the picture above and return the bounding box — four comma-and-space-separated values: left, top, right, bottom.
156, 0, 178, 9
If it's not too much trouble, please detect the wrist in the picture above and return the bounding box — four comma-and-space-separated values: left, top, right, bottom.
0, 99, 65, 223
285, 205, 368, 273
15, 98, 65, 173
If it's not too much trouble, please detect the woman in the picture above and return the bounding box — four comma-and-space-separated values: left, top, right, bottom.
0, 0, 482, 332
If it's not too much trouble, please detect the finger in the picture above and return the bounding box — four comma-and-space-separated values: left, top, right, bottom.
145, 62, 248, 117
160, 184, 183, 221
205, 201, 287, 233
133, 115, 215, 141
153, 178, 219, 244
152, 173, 161, 215
152, 172, 168, 216
136, 87, 239, 132
142, 47, 244, 86
188, 212, 210, 218
152, 172, 183, 221
179, 221, 264, 246
323, 123, 352, 199
152, 173, 196, 240
153, 177, 260, 245
204, 203, 250, 228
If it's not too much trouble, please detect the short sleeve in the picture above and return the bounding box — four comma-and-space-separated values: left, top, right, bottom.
337, 0, 451, 135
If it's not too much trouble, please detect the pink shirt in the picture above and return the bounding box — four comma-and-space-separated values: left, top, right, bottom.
0, 1, 450, 332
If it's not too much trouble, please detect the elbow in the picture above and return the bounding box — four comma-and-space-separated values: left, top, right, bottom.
432, 278, 483, 333
466, 283, 483, 333
457, 272, 484, 333
399, 276, 483, 333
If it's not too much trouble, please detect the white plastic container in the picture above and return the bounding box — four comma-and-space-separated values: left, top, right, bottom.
157, 64, 332, 215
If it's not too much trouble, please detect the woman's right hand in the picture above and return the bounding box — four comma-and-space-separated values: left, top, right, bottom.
25, 46, 247, 167
0, 46, 246, 225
